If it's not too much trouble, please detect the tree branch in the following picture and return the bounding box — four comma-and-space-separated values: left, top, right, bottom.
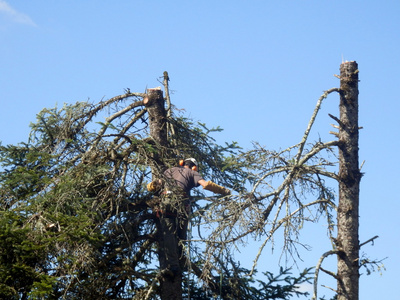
312, 249, 341, 300
250, 199, 334, 276
359, 235, 379, 248
296, 88, 340, 163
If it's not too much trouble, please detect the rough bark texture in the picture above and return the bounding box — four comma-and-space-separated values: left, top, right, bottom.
144, 87, 182, 300
144, 87, 167, 148
337, 61, 361, 300
144, 88, 168, 177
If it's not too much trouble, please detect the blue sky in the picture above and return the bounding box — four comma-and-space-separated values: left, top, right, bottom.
1, 1, 399, 299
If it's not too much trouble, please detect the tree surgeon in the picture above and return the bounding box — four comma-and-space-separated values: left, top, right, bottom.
147, 158, 231, 276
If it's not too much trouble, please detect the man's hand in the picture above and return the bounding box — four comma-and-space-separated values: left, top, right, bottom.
147, 180, 162, 192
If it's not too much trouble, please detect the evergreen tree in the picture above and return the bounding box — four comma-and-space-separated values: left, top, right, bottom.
0, 84, 312, 299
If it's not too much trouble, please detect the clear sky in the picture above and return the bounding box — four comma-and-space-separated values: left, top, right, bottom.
1, 1, 399, 299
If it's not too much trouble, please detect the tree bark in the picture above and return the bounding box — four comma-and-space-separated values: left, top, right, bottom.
144, 87, 168, 177
144, 87, 167, 148
144, 87, 182, 300
336, 61, 361, 300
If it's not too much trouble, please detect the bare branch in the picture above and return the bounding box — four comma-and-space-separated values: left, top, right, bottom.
296, 88, 340, 163
249, 199, 333, 276
359, 235, 379, 248
312, 249, 341, 300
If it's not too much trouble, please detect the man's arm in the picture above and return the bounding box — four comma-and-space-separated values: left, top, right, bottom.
198, 179, 208, 188
199, 179, 230, 195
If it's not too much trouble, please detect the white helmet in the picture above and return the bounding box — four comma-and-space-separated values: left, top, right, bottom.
185, 158, 198, 166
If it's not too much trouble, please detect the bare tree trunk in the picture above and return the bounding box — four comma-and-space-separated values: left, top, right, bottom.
144, 87, 168, 176
337, 61, 361, 300
144, 87, 182, 300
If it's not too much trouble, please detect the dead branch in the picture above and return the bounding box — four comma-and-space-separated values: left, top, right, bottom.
359, 235, 379, 248
163, 71, 171, 118
296, 88, 340, 163
249, 199, 334, 276
328, 113, 342, 126
144, 272, 162, 300
312, 249, 341, 300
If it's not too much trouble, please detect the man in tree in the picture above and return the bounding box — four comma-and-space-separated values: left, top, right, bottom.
147, 158, 231, 276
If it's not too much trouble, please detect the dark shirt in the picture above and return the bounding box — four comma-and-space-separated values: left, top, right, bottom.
164, 167, 204, 196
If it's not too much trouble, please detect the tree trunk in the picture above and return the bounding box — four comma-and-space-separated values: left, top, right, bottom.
336, 61, 361, 300
144, 87, 167, 147
144, 87, 168, 177
144, 87, 182, 300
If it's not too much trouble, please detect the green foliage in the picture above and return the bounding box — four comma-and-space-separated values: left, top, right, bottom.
182, 266, 313, 300
0, 211, 55, 299
256, 267, 313, 299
